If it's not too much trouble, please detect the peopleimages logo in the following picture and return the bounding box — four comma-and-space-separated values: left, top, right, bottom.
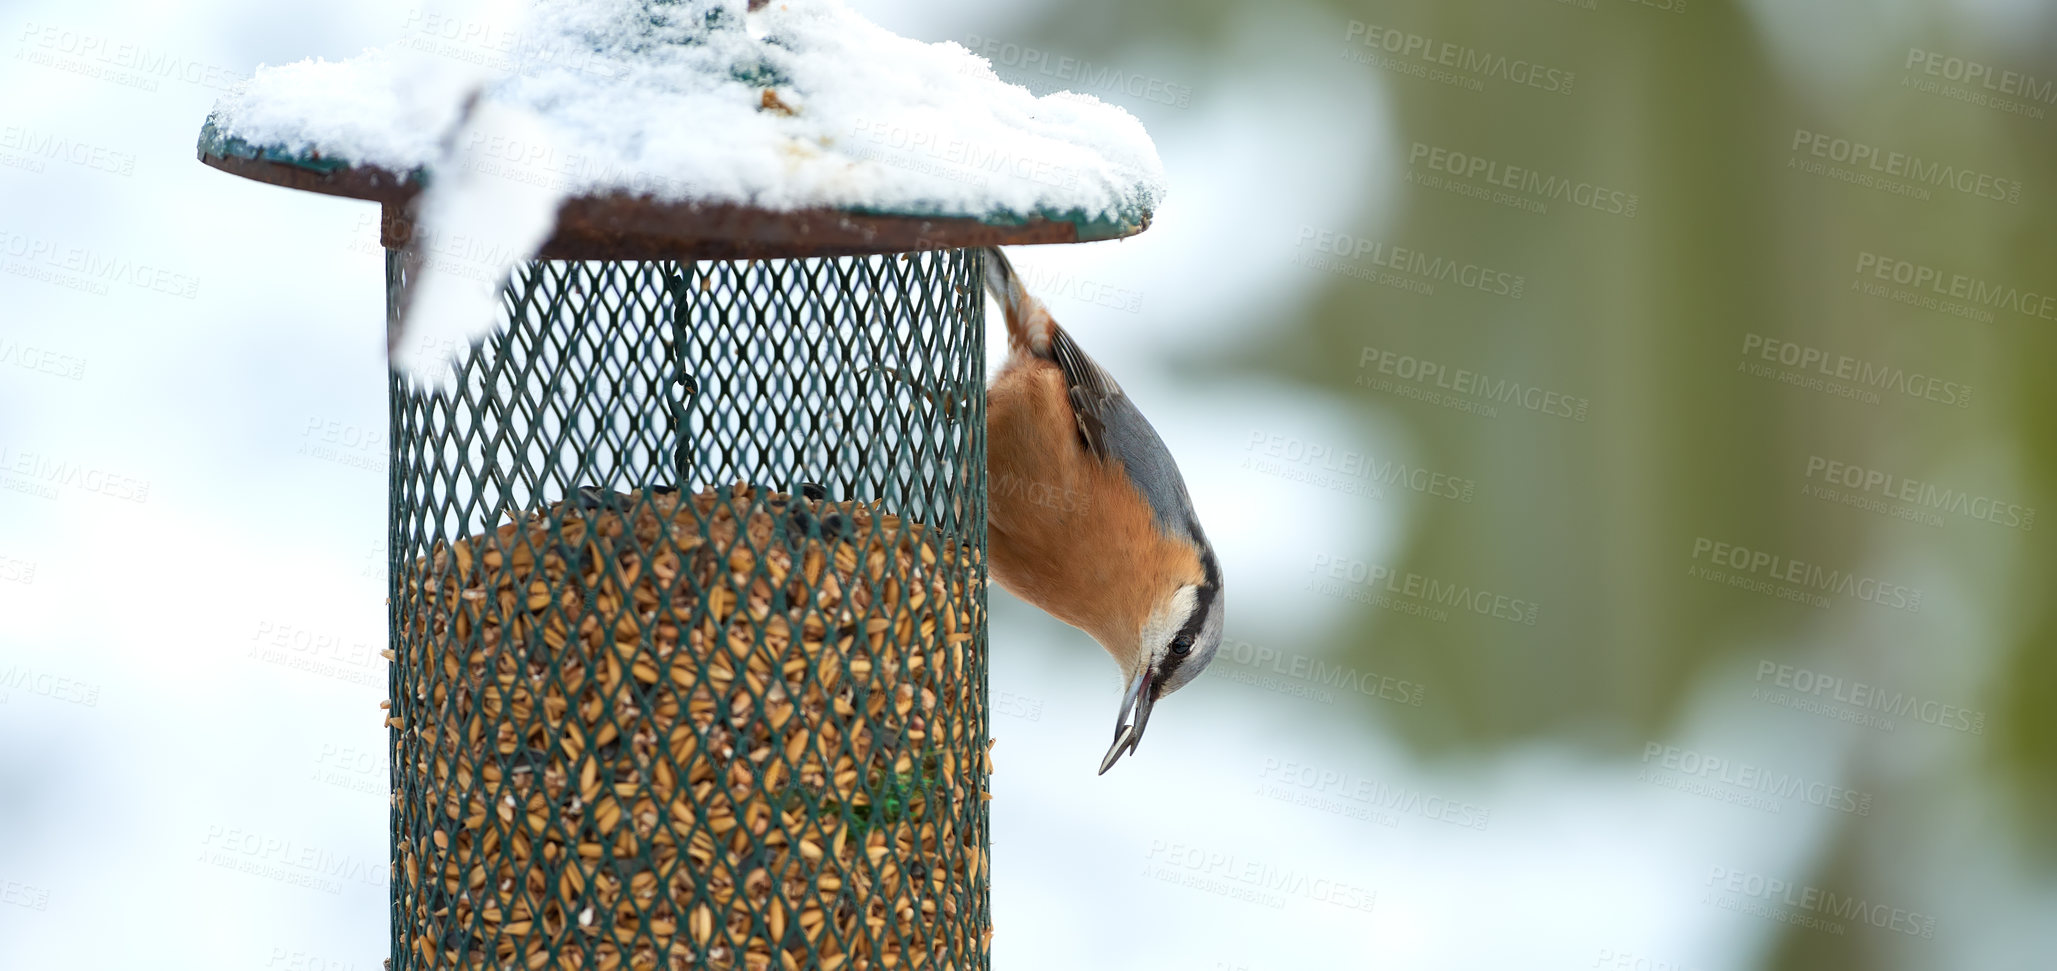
1640, 743, 1872, 815
0, 339, 86, 380
1854, 252, 2057, 323
14, 20, 246, 92
0, 877, 50, 912
1358, 346, 1591, 421
1737, 333, 1972, 408
0, 444, 150, 502
0, 664, 100, 706
1791, 129, 2022, 203
1753, 661, 1985, 735
1296, 227, 1524, 299
848, 117, 1080, 190
1408, 142, 1639, 217
962, 35, 1192, 108
1705, 866, 1936, 939
1904, 48, 2057, 104
0, 125, 136, 176
1687, 538, 1921, 612
1342, 21, 1575, 94
1244, 430, 1478, 503
1804, 456, 2033, 531
1221, 636, 1426, 706
1259, 758, 1491, 830
1143, 841, 1379, 913
0, 227, 200, 298
1309, 553, 1541, 626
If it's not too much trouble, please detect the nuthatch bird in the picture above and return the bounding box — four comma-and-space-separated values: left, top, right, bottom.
980, 247, 1224, 774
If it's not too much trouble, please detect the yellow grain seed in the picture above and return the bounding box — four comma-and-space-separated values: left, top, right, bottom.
688, 831, 717, 865
690, 905, 713, 944
404, 487, 985, 966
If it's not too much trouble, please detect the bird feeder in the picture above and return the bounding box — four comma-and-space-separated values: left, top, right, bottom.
195, 2, 1160, 969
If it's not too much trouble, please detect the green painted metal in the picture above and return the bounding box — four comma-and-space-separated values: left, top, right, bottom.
196, 114, 1150, 241
385, 251, 991, 970
195, 117, 369, 178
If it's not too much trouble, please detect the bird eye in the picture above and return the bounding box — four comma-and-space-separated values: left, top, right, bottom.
1170, 634, 1193, 656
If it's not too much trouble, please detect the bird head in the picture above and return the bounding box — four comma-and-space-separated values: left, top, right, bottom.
1099, 556, 1224, 774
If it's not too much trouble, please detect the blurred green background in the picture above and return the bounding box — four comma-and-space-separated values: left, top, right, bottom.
962, 0, 2055, 966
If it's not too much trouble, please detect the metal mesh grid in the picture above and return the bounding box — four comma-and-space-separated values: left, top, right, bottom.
385, 250, 990, 970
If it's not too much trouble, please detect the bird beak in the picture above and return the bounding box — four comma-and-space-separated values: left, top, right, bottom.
1098, 668, 1156, 775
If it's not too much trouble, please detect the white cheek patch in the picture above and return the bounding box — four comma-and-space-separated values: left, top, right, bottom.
1138, 585, 1200, 664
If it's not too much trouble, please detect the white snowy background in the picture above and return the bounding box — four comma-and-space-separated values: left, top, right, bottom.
1, 1, 2052, 970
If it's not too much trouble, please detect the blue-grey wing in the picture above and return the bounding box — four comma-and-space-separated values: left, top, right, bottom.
1047, 328, 1201, 536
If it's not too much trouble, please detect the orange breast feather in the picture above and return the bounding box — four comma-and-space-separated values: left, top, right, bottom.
986, 359, 1204, 655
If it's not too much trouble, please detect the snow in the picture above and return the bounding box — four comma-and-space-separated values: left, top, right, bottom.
208, 0, 1167, 385
206, 0, 1167, 224
388, 94, 565, 390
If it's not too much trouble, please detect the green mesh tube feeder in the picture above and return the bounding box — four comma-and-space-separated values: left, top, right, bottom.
192, 3, 1159, 968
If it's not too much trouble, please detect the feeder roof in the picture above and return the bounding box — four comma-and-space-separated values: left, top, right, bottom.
198, 0, 1163, 257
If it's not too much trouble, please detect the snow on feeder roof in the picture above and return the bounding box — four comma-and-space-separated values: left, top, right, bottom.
196, 0, 1165, 258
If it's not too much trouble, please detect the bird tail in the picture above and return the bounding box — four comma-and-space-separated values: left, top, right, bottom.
980, 246, 1054, 357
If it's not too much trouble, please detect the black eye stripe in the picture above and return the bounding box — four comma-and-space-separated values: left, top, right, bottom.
1155, 551, 1220, 693
1153, 654, 1183, 695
